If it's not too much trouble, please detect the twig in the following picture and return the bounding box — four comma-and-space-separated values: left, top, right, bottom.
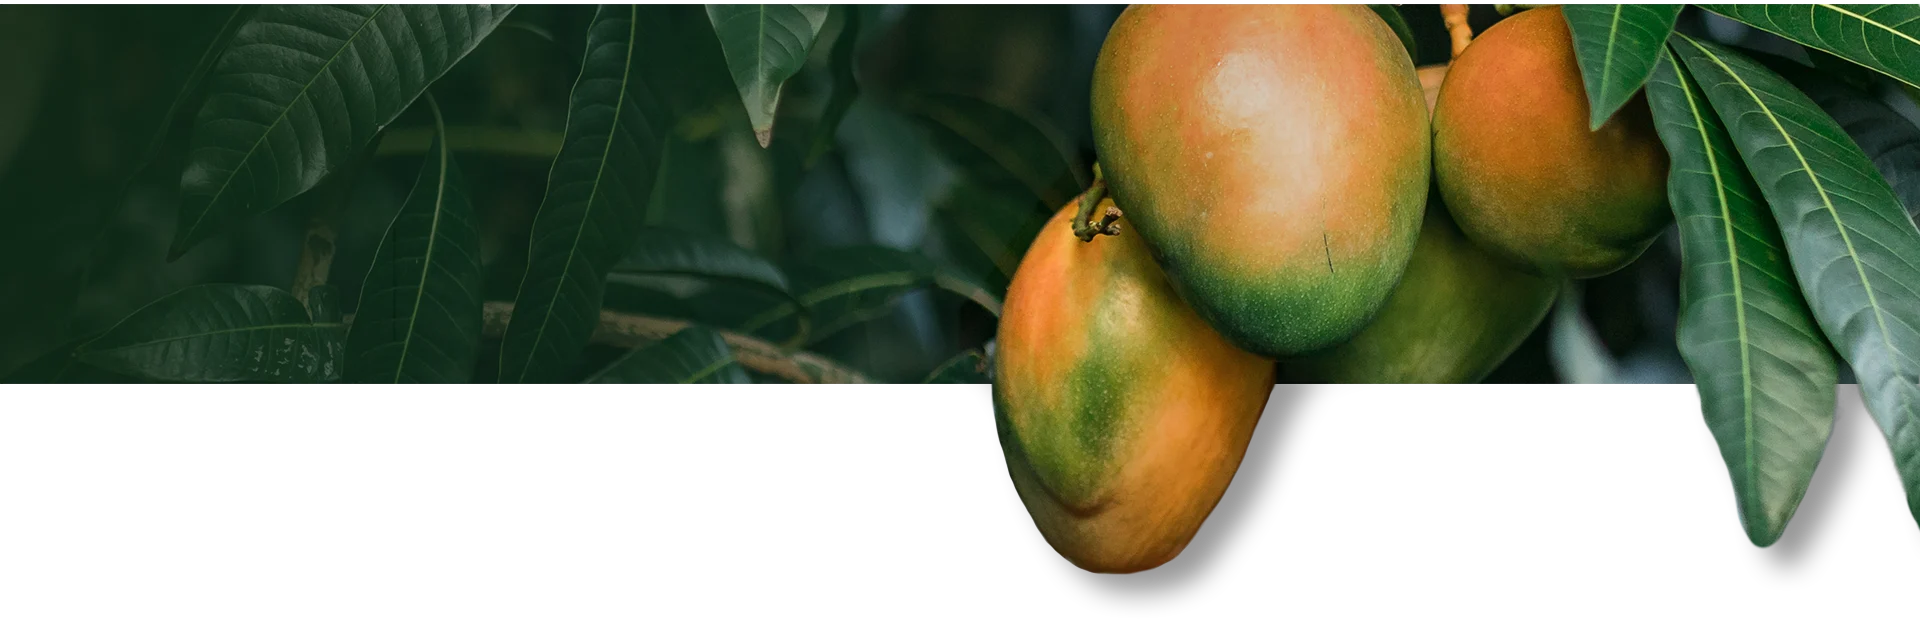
477, 301, 872, 384
1442, 5, 1474, 60
290, 218, 337, 307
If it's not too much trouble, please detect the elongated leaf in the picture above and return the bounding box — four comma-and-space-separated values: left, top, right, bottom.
1767, 59, 1920, 219
898, 91, 1085, 209
1700, 4, 1920, 90
0, 334, 136, 384
933, 267, 1003, 318
77, 284, 344, 383
585, 326, 750, 384
1369, 5, 1418, 60
705, 4, 830, 147
499, 5, 672, 383
345, 98, 484, 383
932, 183, 1048, 292
923, 349, 989, 384
737, 246, 938, 344
1674, 35, 1920, 529
1645, 49, 1838, 546
613, 226, 792, 293
807, 6, 861, 167
173, 4, 515, 258
1562, 4, 1682, 129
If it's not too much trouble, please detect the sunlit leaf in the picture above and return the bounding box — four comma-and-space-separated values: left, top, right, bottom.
499, 5, 671, 383
172, 4, 515, 258
77, 284, 344, 383
345, 97, 484, 384
1562, 4, 1682, 129
585, 326, 751, 384
1673, 34, 1920, 530
1646, 48, 1838, 546
705, 4, 830, 147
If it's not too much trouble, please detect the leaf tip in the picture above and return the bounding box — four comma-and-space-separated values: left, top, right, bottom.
755, 127, 773, 149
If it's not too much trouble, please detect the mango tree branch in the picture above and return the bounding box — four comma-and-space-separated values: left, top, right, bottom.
477, 301, 872, 384
1442, 4, 1473, 60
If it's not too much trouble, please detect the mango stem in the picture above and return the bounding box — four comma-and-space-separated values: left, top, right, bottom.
1072, 163, 1123, 242
1442, 5, 1474, 60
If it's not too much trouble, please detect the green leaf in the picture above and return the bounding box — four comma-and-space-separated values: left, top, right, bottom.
932, 266, 1004, 318
1369, 5, 1418, 60
704, 4, 830, 147
923, 348, 990, 384
76, 284, 344, 383
172, 4, 515, 258
1699, 4, 1920, 90
1768, 59, 1920, 220
1562, 4, 1682, 130
344, 97, 484, 384
807, 6, 861, 167
499, 5, 672, 383
612, 225, 812, 345
738, 246, 938, 344
931, 183, 1049, 292
0, 334, 137, 384
1645, 48, 1838, 546
584, 326, 751, 384
1673, 34, 1920, 530
897, 91, 1085, 209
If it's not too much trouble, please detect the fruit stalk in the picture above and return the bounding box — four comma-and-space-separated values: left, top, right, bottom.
1071, 164, 1121, 242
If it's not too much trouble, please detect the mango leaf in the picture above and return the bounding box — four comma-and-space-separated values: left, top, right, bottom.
611, 225, 811, 344
931, 183, 1049, 292
933, 266, 1003, 318
1645, 48, 1839, 547
344, 97, 484, 384
806, 5, 861, 167
1699, 4, 1920, 90
1767, 59, 1920, 220
1673, 34, 1920, 530
499, 5, 671, 383
0, 333, 137, 384
737, 246, 938, 344
897, 91, 1085, 209
172, 4, 514, 258
76, 284, 344, 383
584, 326, 751, 384
923, 348, 990, 384
1369, 5, 1417, 60
704, 4, 830, 147
1562, 4, 1682, 130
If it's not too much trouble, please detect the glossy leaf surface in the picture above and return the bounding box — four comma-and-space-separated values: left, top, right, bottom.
1562, 4, 1682, 129
898, 91, 1084, 209
499, 5, 671, 383
585, 326, 751, 384
345, 99, 484, 383
1700, 4, 1920, 89
78, 284, 344, 383
1674, 35, 1920, 528
1646, 48, 1838, 546
173, 4, 514, 257
1770, 59, 1920, 220
705, 4, 830, 147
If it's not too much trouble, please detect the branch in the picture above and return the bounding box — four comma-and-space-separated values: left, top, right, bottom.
478, 301, 872, 384
290, 218, 337, 307
1442, 4, 1474, 60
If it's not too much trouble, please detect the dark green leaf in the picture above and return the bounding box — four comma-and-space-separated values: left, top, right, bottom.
345, 98, 484, 383
932, 266, 1003, 318
77, 284, 344, 383
705, 4, 830, 147
1767, 59, 1920, 220
0, 334, 137, 384
173, 4, 515, 258
1673, 34, 1920, 529
1369, 5, 1418, 60
1699, 4, 1920, 90
1562, 4, 1682, 130
739, 246, 937, 344
499, 5, 671, 383
807, 6, 861, 167
923, 348, 990, 384
897, 91, 1085, 209
612, 225, 811, 345
931, 183, 1049, 292
584, 326, 751, 384
1645, 48, 1838, 546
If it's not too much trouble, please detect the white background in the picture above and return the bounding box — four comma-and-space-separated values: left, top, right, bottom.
3, 384, 1918, 617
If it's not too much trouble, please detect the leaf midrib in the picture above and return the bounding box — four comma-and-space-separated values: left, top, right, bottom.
738, 270, 923, 332
1688, 36, 1912, 423
390, 101, 453, 383
88, 322, 343, 355
1674, 54, 1760, 509
1598, 5, 1623, 115
511, 6, 639, 383
184, 5, 391, 241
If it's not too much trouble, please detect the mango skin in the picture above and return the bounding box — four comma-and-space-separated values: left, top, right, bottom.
1432, 6, 1671, 279
1090, 4, 1430, 358
993, 198, 1275, 574
1282, 200, 1559, 383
